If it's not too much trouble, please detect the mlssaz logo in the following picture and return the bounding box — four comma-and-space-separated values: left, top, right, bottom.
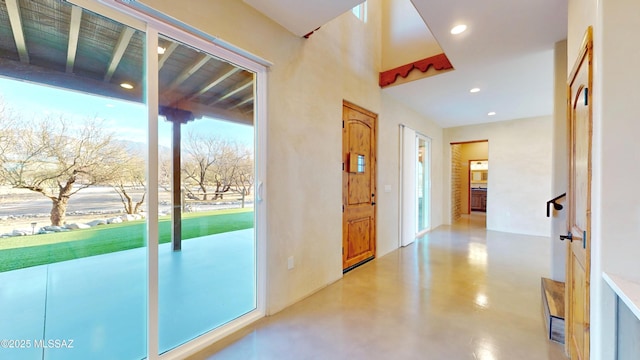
34, 339, 75, 349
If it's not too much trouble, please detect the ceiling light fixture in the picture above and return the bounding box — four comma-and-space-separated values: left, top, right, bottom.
470, 87, 480, 93
450, 24, 467, 35
488, 112, 496, 116
157, 46, 166, 55
120, 83, 134, 90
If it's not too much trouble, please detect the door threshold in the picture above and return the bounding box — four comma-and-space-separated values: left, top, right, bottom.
343, 256, 374, 274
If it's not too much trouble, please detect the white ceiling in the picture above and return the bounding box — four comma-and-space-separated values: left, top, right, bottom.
243, 0, 363, 37
244, 0, 568, 128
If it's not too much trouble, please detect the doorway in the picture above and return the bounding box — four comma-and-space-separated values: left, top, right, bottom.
450, 141, 488, 223
469, 160, 488, 212
400, 126, 431, 247
342, 101, 377, 272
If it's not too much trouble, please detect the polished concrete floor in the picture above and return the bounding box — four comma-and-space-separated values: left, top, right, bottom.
190, 213, 568, 360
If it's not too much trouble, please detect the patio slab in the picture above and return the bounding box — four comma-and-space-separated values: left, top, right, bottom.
0, 229, 255, 360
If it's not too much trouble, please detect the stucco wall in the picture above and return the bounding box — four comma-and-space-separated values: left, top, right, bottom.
550, 40, 567, 283
444, 116, 553, 237
135, 0, 444, 315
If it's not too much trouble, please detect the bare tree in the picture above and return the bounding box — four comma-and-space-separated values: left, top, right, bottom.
0, 117, 127, 226
159, 147, 173, 192
0, 99, 16, 176
112, 151, 146, 214
234, 152, 254, 196
182, 132, 226, 200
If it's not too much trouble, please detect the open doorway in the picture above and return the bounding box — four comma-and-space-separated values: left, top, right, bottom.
469, 160, 488, 212
450, 141, 488, 224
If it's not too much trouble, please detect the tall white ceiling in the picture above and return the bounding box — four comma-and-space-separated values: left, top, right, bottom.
243, 0, 363, 37
243, 0, 568, 128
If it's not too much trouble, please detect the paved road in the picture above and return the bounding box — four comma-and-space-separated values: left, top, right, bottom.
0, 187, 166, 217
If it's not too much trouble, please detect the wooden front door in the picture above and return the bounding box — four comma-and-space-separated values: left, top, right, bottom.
342, 101, 377, 271
566, 27, 592, 360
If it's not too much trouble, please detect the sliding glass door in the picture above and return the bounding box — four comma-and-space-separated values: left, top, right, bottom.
417, 135, 431, 234
0, 0, 265, 358
155, 34, 258, 354
401, 127, 431, 246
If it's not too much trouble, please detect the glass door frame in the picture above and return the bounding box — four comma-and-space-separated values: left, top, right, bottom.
71, 1, 268, 358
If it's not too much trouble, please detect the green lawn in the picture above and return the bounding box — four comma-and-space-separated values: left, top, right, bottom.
0, 208, 253, 272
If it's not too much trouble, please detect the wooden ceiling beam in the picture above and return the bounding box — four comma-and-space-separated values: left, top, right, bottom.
66, 5, 83, 73
188, 66, 240, 100
0, 57, 141, 103
5, 0, 29, 63
165, 53, 210, 91
104, 26, 135, 82
210, 79, 253, 105
158, 42, 178, 70
229, 96, 254, 110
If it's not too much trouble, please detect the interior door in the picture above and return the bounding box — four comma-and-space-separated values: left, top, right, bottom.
342, 101, 377, 271
566, 27, 592, 360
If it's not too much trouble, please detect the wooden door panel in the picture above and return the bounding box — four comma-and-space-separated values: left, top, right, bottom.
571, 255, 587, 360
347, 122, 372, 205
346, 218, 374, 263
342, 101, 377, 271
566, 27, 592, 360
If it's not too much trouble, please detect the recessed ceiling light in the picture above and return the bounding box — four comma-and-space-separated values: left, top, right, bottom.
120, 83, 134, 90
488, 112, 496, 116
470, 87, 480, 93
451, 24, 467, 35
157, 46, 166, 55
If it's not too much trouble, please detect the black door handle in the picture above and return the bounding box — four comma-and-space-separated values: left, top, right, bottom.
560, 232, 573, 242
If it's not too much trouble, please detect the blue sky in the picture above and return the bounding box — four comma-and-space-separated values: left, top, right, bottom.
0, 77, 254, 149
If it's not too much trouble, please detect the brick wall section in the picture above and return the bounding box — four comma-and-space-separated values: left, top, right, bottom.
451, 144, 462, 221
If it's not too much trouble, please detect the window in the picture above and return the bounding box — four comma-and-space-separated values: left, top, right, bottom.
0, 0, 266, 358
352, 2, 367, 22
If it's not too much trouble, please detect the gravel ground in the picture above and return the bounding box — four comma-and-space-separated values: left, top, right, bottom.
0, 186, 252, 236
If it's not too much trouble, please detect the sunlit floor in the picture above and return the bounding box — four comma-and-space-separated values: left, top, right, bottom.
0, 229, 255, 360
190, 213, 567, 360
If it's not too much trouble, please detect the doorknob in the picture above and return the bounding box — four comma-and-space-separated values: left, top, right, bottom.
559, 232, 573, 242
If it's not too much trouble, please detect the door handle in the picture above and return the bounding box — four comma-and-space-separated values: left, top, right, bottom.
559, 232, 573, 242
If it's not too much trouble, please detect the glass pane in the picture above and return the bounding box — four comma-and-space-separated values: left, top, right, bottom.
0, 1, 147, 359
417, 137, 430, 232
156, 34, 256, 353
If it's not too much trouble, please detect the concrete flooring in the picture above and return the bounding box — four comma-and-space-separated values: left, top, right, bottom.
189, 213, 568, 359
0, 229, 255, 360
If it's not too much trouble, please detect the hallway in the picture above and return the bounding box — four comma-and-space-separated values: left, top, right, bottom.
190, 214, 567, 359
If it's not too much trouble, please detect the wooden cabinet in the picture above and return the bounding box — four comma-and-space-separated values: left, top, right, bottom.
471, 189, 487, 212
471, 170, 488, 183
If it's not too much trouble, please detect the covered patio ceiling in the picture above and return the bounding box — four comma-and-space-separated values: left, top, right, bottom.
0, 0, 254, 125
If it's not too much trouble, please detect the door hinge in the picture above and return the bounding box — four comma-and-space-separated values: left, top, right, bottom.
342, 205, 344, 212
342, 247, 344, 255
342, 163, 344, 171
342, 121, 344, 129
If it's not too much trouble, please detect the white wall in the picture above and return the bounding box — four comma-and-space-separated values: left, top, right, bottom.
137, 0, 444, 316
550, 39, 567, 282
378, 95, 444, 256
444, 116, 553, 237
